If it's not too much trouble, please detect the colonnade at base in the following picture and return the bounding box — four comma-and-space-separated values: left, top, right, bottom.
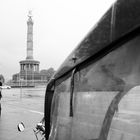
20, 63, 39, 72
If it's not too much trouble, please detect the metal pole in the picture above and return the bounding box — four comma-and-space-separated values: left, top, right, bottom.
26, 66, 27, 86
20, 79, 22, 99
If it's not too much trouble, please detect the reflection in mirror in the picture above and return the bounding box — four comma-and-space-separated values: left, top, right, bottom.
35, 122, 45, 132
17, 122, 25, 132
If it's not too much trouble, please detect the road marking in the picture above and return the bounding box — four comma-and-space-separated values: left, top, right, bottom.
3, 102, 44, 115
28, 110, 44, 115
119, 109, 140, 116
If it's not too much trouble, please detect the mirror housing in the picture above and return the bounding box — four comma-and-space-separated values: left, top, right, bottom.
17, 122, 25, 132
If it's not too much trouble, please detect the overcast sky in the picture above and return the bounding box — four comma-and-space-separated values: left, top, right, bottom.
0, 0, 115, 80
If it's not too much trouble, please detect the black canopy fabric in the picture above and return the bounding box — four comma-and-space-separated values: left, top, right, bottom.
53, 0, 140, 80
0, 82, 2, 87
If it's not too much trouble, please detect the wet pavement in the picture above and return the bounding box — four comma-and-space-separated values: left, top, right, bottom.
0, 86, 46, 140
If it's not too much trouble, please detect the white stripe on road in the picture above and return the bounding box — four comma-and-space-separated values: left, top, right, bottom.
28, 110, 44, 115
119, 109, 140, 116
4, 102, 44, 115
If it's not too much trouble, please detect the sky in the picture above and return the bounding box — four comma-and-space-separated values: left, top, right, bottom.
0, 0, 116, 81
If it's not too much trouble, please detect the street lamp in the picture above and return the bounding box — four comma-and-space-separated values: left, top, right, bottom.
20, 78, 24, 99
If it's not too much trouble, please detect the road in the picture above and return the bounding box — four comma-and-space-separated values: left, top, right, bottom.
0, 86, 46, 140
2, 87, 140, 140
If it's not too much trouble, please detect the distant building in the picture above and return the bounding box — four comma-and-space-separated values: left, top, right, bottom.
12, 12, 51, 87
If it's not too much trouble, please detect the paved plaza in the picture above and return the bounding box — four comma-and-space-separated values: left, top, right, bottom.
0, 87, 45, 140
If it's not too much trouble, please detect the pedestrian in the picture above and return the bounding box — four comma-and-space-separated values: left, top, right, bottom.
0, 81, 2, 116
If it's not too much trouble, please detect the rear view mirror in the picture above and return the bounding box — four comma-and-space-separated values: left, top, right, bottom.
17, 122, 25, 132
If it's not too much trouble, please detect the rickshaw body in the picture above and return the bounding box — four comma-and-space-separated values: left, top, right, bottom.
45, 0, 140, 139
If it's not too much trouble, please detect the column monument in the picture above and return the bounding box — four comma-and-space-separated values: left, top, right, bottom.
19, 11, 40, 84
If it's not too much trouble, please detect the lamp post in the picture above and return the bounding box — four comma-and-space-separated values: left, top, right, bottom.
26, 66, 27, 87
20, 78, 24, 99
